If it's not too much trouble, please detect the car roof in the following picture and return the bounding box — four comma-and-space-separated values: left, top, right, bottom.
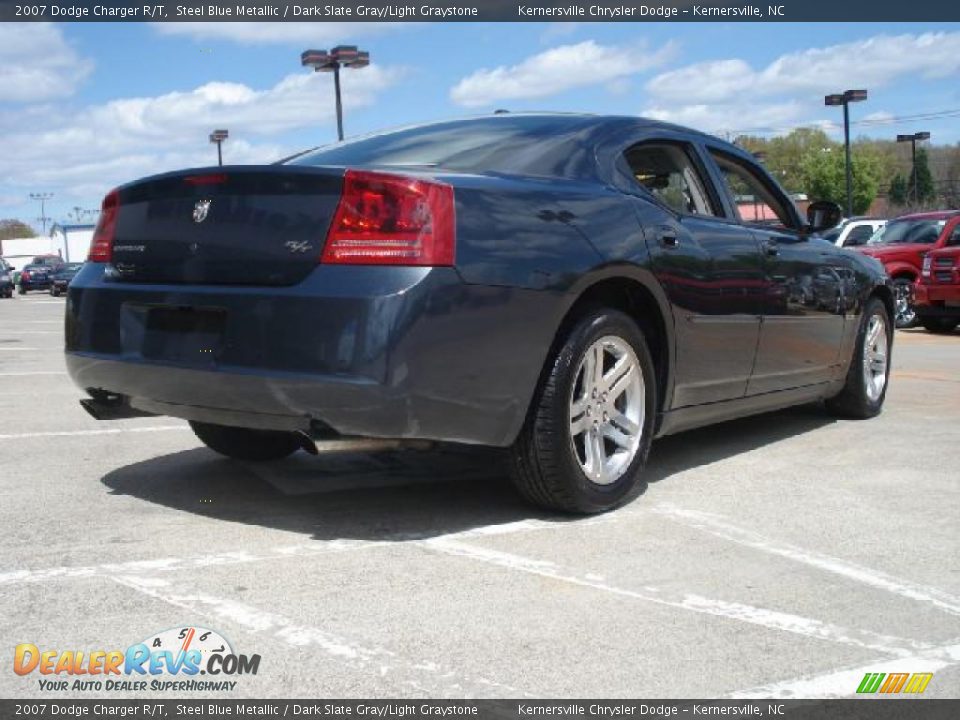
893, 210, 959, 221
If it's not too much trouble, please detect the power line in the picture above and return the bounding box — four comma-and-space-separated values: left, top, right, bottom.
729, 108, 960, 137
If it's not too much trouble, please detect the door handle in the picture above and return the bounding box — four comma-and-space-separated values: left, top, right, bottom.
761, 238, 779, 256
658, 230, 679, 249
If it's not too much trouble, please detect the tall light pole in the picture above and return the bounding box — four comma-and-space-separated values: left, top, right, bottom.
301, 46, 370, 141
29, 192, 54, 235
209, 129, 229, 166
896, 131, 931, 205
825, 89, 867, 217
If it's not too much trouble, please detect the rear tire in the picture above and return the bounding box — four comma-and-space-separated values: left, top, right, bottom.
190, 421, 300, 461
920, 317, 958, 334
826, 297, 892, 419
509, 308, 657, 514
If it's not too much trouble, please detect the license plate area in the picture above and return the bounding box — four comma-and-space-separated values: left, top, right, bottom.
121, 304, 226, 366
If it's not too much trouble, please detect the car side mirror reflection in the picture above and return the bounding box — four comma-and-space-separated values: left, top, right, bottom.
807, 200, 843, 233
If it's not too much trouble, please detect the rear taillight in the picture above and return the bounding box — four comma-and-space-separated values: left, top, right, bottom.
87, 189, 120, 263
21, 271, 30, 281
322, 170, 455, 266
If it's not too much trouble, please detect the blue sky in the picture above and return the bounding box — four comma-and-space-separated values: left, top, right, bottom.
1, 21, 958, 228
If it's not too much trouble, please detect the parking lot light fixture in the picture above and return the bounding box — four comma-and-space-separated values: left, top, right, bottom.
29, 192, 54, 235
824, 89, 868, 217
209, 129, 229, 167
301, 46, 370, 142
896, 131, 931, 205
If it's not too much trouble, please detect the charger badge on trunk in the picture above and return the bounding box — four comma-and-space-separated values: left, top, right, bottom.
192, 199, 212, 223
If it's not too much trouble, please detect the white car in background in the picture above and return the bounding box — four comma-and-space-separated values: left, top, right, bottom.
823, 217, 887, 248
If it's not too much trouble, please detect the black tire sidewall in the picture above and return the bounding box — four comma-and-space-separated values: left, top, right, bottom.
537, 309, 657, 512
854, 298, 893, 415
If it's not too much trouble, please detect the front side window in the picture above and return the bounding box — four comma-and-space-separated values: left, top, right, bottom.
708, 150, 797, 230
844, 225, 874, 247
947, 225, 960, 247
624, 143, 717, 217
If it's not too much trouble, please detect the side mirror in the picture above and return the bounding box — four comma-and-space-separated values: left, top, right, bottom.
807, 200, 843, 233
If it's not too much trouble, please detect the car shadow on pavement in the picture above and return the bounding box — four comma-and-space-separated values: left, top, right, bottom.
100, 404, 835, 542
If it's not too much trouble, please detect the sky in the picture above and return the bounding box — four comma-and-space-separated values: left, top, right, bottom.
1, 21, 959, 228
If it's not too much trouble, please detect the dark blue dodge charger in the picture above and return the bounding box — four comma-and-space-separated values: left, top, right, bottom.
66, 114, 893, 513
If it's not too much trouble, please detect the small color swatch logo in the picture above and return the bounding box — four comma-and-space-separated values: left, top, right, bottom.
857, 672, 933, 694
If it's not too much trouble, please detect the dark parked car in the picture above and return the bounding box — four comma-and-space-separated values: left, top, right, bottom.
49, 262, 83, 296
66, 114, 894, 513
18, 254, 65, 294
0, 259, 13, 298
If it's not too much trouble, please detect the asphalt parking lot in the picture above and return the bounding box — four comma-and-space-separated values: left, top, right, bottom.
1, 293, 958, 700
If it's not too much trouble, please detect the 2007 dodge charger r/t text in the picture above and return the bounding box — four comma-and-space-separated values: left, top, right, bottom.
65, 114, 894, 513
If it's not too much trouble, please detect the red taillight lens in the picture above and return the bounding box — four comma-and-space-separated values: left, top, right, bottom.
322, 170, 455, 266
87, 189, 120, 263
21, 271, 30, 281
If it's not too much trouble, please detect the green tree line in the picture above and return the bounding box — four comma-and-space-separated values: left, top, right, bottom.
737, 129, 960, 215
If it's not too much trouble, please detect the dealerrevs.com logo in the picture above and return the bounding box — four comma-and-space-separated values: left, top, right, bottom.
13, 626, 260, 692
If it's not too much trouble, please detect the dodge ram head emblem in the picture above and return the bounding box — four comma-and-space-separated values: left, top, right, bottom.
192, 199, 212, 223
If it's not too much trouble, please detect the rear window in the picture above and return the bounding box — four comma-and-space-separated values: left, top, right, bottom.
285, 116, 595, 175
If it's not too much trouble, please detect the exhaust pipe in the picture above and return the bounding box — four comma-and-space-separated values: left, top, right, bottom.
80, 395, 157, 421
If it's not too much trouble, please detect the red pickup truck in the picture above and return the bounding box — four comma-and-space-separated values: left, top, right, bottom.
915, 222, 960, 333
855, 210, 960, 328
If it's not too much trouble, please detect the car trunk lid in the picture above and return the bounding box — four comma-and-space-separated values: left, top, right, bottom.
111, 166, 344, 286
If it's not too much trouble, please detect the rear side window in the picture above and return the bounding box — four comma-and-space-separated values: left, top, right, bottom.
624, 143, 718, 217
708, 150, 798, 230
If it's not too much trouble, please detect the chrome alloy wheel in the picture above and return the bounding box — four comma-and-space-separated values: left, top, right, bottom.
863, 312, 889, 403
568, 335, 645, 485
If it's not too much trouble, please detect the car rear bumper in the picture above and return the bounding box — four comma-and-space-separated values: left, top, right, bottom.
914, 283, 960, 317
65, 264, 564, 446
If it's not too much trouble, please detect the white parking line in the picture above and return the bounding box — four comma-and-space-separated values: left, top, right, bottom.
0, 347, 40, 351
0, 517, 609, 588
0, 371, 67, 377
0, 542, 388, 587
1, 330, 59, 334
0, 425, 188, 440
652, 503, 960, 617
728, 639, 960, 698
422, 538, 932, 657
111, 574, 533, 697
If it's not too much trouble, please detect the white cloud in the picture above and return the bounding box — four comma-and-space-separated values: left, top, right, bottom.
642, 101, 805, 137
0, 65, 403, 206
0, 24, 93, 102
641, 32, 960, 138
646, 32, 960, 105
450, 39, 676, 108
154, 22, 405, 45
